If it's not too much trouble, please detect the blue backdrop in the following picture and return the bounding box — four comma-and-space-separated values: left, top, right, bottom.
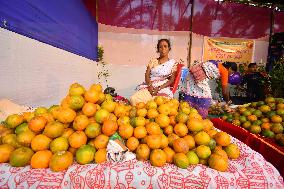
0, 0, 98, 61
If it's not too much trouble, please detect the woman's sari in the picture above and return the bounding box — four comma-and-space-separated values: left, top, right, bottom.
137, 58, 177, 98
130, 58, 177, 105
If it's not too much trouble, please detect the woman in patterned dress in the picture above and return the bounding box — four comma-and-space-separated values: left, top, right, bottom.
185, 62, 220, 118
130, 39, 177, 105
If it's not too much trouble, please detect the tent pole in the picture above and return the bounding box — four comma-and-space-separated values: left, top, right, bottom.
267, 4, 275, 71
188, 0, 195, 68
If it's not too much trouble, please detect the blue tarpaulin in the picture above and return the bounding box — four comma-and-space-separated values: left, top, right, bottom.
0, 0, 98, 61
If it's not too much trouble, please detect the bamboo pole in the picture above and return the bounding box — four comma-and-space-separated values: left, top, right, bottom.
188, 0, 195, 68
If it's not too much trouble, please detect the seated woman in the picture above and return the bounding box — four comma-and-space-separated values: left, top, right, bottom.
130, 39, 177, 105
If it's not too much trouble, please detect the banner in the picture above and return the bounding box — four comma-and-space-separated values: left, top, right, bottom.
203, 37, 254, 64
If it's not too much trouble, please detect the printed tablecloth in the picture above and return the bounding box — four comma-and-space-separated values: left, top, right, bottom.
0, 136, 283, 189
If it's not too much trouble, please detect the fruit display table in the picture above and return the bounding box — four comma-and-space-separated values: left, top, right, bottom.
211, 118, 284, 177
0, 136, 283, 189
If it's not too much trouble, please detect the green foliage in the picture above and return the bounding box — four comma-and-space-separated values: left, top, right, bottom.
269, 57, 284, 97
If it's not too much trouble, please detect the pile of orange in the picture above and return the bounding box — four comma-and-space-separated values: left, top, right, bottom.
222, 97, 284, 146
0, 83, 240, 172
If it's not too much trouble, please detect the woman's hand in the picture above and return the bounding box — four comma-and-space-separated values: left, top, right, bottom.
148, 85, 155, 95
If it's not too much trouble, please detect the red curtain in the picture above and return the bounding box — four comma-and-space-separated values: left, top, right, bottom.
84, 0, 284, 39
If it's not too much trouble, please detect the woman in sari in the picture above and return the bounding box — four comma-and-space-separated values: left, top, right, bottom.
130, 39, 177, 105
185, 61, 220, 118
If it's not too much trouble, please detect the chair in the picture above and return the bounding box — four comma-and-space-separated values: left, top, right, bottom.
171, 63, 184, 94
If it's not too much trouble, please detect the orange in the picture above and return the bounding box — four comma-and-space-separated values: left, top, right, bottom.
94, 148, 107, 163
146, 122, 161, 135
84, 90, 100, 103
57, 108, 76, 123
203, 119, 214, 132
261, 122, 271, 130
69, 83, 85, 96
114, 105, 127, 117
158, 104, 171, 115
118, 124, 134, 139
154, 96, 165, 106
147, 109, 159, 119
126, 137, 139, 151
155, 114, 170, 128
146, 135, 161, 149
214, 132, 231, 146
173, 153, 189, 169
187, 118, 204, 132
68, 131, 87, 148
31, 150, 52, 169
93, 134, 109, 149
22, 112, 34, 122
108, 113, 118, 122
175, 112, 189, 124
9, 147, 34, 167
160, 134, 169, 148
213, 146, 229, 160
168, 133, 180, 147
0, 144, 15, 163
95, 109, 110, 124
97, 92, 106, 104
188, 112, 202, 120
117, 116, 130, 126
5, 114, 24, 129
134, 126, 147, 139
82, 102, 97, 117
102, 120, 118, 136
89, 83, 103, 92
136, 144, 150, 161
164, 125, 174, 136
73, 115, 89, 131
28, 116, 47, 133
31, 134, 52, 151
41, 113, 55, 123
163, 146, 175, 163
195, 145, 211, 159
50, 137, 69, 153
69, 95, 85, 110
16, 130, 36, 147
68, 147, 77, 155
174, 123, 188, 137
101, 100, 116, 113
43, 121, 65, 139
208, 154, 228, 172
172, 138, 189, 153
169, 116, 176, 125
207, 129, 218, 138
136, 108, 147, 117
224, 143, 240, 159
271, 115, 282, 123
183, 135, 195, 150
194, 131, 211, 146
62, 128, 75, 138
49, 151, 73, 172
146, 100, 157, 109
136, 102, 146, 109
150, 149, 167, 167
247, 115, 257, 122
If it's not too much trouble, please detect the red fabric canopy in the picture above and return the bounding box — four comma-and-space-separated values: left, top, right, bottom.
83, 0, 284, 39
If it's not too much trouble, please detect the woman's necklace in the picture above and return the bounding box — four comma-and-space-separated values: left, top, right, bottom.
158, 57, 170, 65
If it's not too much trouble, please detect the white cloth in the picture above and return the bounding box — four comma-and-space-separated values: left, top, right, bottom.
106, 140, 136, 163
137, 58, 177, 98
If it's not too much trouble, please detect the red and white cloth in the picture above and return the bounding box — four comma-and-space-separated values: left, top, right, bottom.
0, 135, 283, 189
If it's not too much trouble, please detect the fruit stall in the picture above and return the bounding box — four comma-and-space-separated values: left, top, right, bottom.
1, 0, 284, 188
0, 83, 283, 188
